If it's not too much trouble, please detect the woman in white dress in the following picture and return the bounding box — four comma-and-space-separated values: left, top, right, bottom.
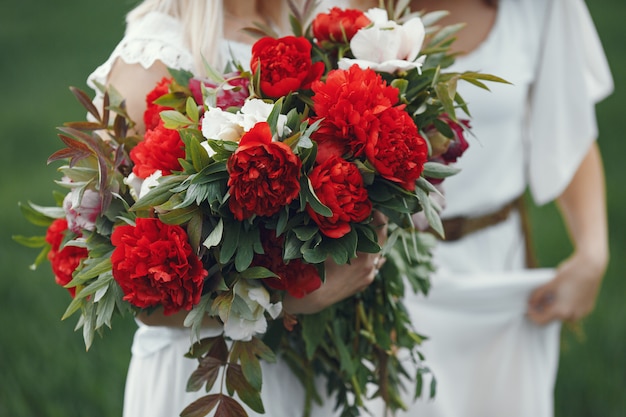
87, 1, 382, 416
349, 0, 612, 416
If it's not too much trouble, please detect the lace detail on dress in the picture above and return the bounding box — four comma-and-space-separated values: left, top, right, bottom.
86, 11, 194, 92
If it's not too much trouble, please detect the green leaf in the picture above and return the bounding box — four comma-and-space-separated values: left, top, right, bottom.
203, 218, 224, 249
301, 176, 332, 217
19, 201, 63, 226
184, 295, 212, 342
330, 320, 356, 377
267, 98, 283, 138
95, 282, 117, 329
186, 96, 200, 123
233, 340, 263, 392
71, 256, 112, 284
301, 310, 331, 359
160, 110, 193, 129
169, 67, 195, 86
220, 221, 241, 264
158, 206, 198, 225
62, 273, 113, 320
239, 266, 278, 280
422, 161, 461, 179
12, 235, 47, 248
132, 175, 186, 211
234, 228, 257, 272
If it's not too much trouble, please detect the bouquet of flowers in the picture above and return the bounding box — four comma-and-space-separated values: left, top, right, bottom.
15, 1, 505, 416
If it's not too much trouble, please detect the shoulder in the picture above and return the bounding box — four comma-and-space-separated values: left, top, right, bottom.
87, 11, 194, 91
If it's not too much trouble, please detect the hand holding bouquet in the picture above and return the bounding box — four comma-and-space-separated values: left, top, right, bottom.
15, 2, 506, 416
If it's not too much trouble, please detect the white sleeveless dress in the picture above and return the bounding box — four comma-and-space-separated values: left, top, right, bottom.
364, 0, 613, 416
87, 10, 341, 417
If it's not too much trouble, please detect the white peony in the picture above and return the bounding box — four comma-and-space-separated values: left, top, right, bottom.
221, 280, 282, 342
124, 170, 163, 201
200, 98, 289, 157
338, 8, 426, 74
62, 187, 102, 233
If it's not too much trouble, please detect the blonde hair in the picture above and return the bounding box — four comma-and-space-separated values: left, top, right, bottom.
126, 0, 224, 74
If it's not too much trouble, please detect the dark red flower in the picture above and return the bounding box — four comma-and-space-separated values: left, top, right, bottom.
311, 65, 399, 162
144, 77, 173, 131
189, 72, 250, 109
251, 36, 325, 98
110, 217, 207, 315
130, 121, 185, 179
307, 155, 372, 238
312, 7, 371, 46
440, 117, 471, 164
45, 218, 88, 297
254, 230, 321, 298
227, 122, 302, 220
365, 107, 428, 191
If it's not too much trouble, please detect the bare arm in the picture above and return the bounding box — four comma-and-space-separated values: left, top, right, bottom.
106, 58, 171, 134
283, 211, 388, 315
527, 142, 609, 324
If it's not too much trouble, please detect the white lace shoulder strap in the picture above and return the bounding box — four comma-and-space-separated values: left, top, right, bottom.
87, 11, 194, 92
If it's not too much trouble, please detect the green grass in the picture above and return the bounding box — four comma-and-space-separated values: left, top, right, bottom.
1, 1, 624, 416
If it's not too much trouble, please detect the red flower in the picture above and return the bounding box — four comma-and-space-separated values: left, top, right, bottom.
312, 7, 371, 46
255, 230, 322, 299
130, 121, 185, 179
311, 65, 399, 162
45, 218, 88, 297
307, 155, 372, 238
227, 122, 302, 220
189, 72, 250, 109
440, 117, 471, 164
144, 77, 173, 131
110, 217, 207, 315
251, 36, 325, 98
365, 107, 428, 191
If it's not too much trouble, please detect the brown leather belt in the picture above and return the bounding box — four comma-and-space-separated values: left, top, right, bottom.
440, 198, 520, 242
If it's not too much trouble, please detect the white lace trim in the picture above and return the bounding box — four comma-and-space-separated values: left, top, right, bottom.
86, 11, 194, 92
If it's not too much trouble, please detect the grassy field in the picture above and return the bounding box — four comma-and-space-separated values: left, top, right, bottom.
1, 1, 624, 416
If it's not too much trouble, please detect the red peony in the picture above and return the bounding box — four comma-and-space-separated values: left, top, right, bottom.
227, 122, 302, 220
255, 230, 322, 299
110, 217, 207, 315
307, 155, 372, 238
365, 107, 428, 191
251, 36, 325, 98
130, 121, 185, 179
312, 7, 371, 46
311, 65, 399, 162
144, 77, 173, 131
189, 72, 250, 109
45, 218, 88, 297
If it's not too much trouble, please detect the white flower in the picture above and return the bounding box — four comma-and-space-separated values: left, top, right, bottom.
124, 170, 162, 201
62, 187, 102, 233
221, 280, 282, 342
200, 99, 289, 156
240, 99, 287, 136
202, 107, 244, 142
338, 8, 426, 74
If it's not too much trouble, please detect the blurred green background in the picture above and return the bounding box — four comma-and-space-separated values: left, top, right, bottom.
0, 0, 624, 416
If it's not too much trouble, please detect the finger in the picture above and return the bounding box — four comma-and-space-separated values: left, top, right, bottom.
527, 303, 559, 325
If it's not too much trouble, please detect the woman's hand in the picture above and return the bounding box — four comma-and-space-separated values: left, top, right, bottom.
283, 211, 388, 315
527, 250, 606, 324
527, 143, 608, 325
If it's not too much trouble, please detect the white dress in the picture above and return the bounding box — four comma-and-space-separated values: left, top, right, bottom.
372, 0, 613, 416
87, 11, 341, 417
